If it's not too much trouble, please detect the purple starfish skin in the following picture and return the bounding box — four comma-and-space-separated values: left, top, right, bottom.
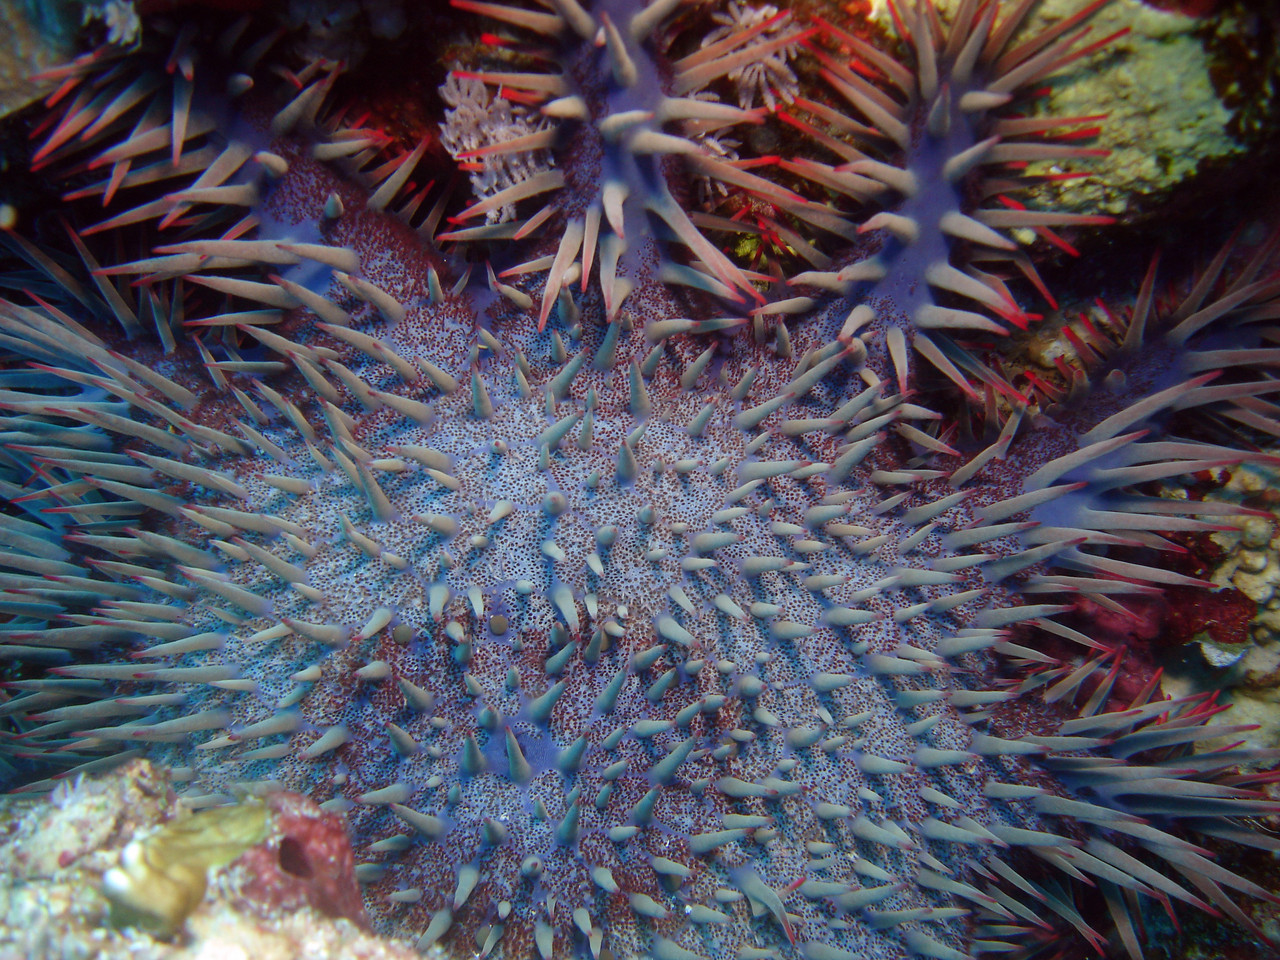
2, 2, 1280, 960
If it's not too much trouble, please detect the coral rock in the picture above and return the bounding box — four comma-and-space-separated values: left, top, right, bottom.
0, 760, 421, 959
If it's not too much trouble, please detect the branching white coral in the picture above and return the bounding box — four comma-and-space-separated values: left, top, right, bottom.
81, 0, 141, 47
700, 2, 799, 110
48, 773, 86, 810
438, 71, 555, 224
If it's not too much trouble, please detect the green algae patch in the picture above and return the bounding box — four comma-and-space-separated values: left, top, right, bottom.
1032, 0, 1240, 218
101, 802, 270, 938
873, 0, 1240, 219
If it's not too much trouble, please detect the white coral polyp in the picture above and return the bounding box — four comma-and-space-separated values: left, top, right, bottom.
439, 71, 555, 224
702, 2, 800, 110
83, 0, 141, 47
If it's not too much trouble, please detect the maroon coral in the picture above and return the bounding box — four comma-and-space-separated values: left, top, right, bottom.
225, 791, 370, 928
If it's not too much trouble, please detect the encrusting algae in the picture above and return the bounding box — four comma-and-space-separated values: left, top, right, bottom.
101, 796, 269, 937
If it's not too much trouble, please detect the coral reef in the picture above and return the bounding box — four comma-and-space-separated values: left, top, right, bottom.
1157, 456, 1280, 753
0, 759, 428, 959
0, 2, 1278, 960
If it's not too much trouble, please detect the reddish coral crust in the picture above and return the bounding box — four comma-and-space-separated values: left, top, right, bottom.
1160, 583, 1257, 647
228, 791, 369, 928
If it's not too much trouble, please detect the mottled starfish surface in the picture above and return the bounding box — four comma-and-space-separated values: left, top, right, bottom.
1, 2, 1279, 960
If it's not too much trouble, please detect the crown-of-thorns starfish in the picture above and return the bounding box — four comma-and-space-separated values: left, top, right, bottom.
1, 3, 1279, 960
